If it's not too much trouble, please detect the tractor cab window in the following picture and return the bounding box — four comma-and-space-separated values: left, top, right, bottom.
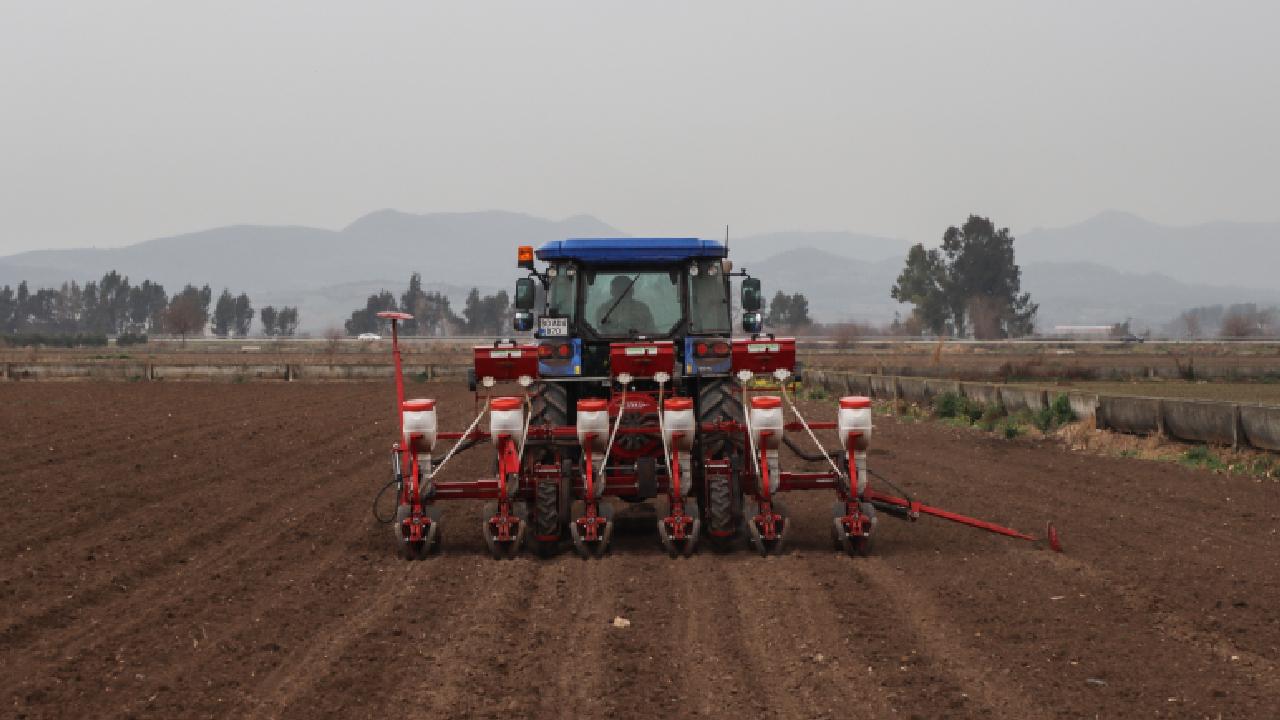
583, 269, 681, 337
545, 265, 576, 321
689, 261, 730, 334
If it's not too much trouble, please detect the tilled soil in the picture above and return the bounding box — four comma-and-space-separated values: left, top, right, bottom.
2, 382, 1278, 719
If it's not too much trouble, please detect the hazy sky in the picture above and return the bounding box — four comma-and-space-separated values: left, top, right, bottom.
3, 1, 1278, 255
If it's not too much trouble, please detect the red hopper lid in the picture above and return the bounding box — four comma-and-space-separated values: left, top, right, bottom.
840, 396, 872, 409
491, 396, 523, 411
663, 397, 693, 411
577, 398, 608, 412
401, 399, 435, 412
750, 395, 782, 409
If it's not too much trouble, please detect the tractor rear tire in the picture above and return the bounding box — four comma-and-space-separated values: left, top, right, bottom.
529, 381, 570, 429
699, 378, 745, 549
528, 382, 570, 557
697, 378, 745, 460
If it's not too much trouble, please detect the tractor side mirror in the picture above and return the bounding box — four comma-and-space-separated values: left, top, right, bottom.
513, 311, 534, 332
514, 277, 536, 310
742, 311, 763, 334
741, 278, 762, 312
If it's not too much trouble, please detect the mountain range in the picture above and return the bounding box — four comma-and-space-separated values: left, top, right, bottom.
1, 209, 1277, 332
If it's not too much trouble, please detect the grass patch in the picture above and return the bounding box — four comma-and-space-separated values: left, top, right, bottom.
1180, 445, 1229, 472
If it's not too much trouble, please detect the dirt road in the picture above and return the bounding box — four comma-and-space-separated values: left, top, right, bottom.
3, 382, 1278, 719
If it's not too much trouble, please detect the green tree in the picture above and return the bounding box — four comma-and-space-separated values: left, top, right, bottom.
259, 306, 278, 336
765, 291, 811, 328
233, 293, 254, 336
788, 293, 812, 327
276, 307, 299, 336
345, 291, 398, 335
766, 291, 791, 328
891, 215, 1037, 338
461, 288, 510, 335
212, 289, 236, 336
401, 273, 461, 336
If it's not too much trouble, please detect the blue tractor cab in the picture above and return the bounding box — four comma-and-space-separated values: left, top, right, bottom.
512, 238, 763, 380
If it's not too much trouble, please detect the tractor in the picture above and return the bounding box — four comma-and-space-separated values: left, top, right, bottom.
378, 237, 1060, 559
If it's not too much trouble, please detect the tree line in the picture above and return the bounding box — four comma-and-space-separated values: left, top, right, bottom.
1170, 304, 1278, 339
0, 271, 298, 341
345, 273, 512, 336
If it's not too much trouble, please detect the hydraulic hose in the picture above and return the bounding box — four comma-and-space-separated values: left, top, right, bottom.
782, 435, 839, 462
429, 398, 490, 480
372, 477, 398, 524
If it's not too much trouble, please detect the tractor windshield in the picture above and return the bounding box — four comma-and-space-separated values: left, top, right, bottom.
688, 263, 730, 334
583, 269, 681, 337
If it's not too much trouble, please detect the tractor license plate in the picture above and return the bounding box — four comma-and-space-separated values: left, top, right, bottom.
539, 317, 569, 336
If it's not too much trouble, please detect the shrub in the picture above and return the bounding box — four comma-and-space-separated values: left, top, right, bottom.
978, 403, 1006, 431
1033, 394, 1076, 432
935, 392, 965, 419
1, 333, 109, 348
1002, 421, 1021, 439
117, 333, 149, 346
935, 391, 988, 425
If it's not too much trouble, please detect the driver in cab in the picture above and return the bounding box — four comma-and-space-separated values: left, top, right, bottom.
597, 274, 654, 333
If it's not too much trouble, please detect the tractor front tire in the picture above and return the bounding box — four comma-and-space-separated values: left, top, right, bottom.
531, 479, 562, 557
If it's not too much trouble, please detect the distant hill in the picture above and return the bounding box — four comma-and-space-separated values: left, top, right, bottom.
1020, 262, 1280, 328
727, 231, 910, 265
1019, 210, 1280, 290
751, 249, 1280, 330
0, 210, 624, 331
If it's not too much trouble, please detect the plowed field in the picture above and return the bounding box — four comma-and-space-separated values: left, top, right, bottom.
3, 382, 1278, 719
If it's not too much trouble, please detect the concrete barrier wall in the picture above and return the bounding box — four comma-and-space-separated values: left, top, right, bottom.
999, 385, 1048, 413
1066, 392, 1100, 423
961, 382, 1001, 407
925, 379, 961, 399
7, 363, 149, 380
869, 375, 899, 401
848, 374, 873, 396
811, 369, 1276, 451
807, 369, 828, 391
1240, 405, 1280, 452
1161, 399, 1238, 446
152, 364, 289, 381
898, 377, 929, 404
293, 364, 398, 381
1098, 396, 1162, 436
1, 362, 469, 382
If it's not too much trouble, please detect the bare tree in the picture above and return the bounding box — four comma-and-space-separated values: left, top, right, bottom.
1178, 311, 1202, 339
324, 326, 344, 364
165, 293, 206, 346
1220, 311, 1258, 338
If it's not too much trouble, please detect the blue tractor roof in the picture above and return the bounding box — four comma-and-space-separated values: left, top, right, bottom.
536, 237, 727, 264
